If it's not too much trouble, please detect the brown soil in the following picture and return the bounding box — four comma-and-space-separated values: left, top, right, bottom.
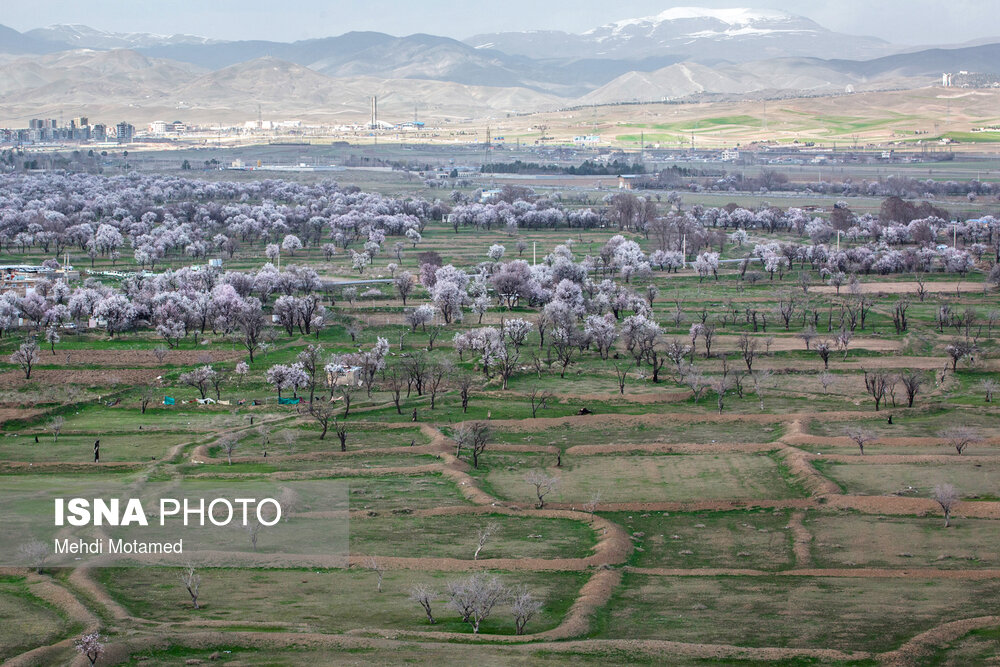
0, 368, 162, 387
813, 281, 990, 295
45, 348, 245, 367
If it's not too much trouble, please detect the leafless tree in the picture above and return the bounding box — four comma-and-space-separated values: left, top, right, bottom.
797, 328, 817, 351
613, 362, 632, 395
940, 426, 982, 455
819, 372, 836, 394
426, 361, 448, 409
685, 370, 707, 402
583, 491, 602, 515
751, 369, 773, 411
48, 415, 65, 442
816, 341, 831, 370
525, 470, 559, 508
446, 573, 506, 634
308, 400, 337, 440
900, 371, 923, 407
17, 540, 50, 573
337, 384, 355, 417
528, 387, 552, 418
153, 345, 169, 363
981, 378, 998, 403
862, 368, 889, 412
246, 520, 262, 551
409, 584, 436, 624
844, 427, 877, 456
366, 556, 386, 592
456, 374, 475, 413
712, 367, 731, 415
945, 339, 976, 371
933, 483, 959, 527
334, 416, 348, 452
509, 586, 543, 635
454, 421, 491, 468
384, 364, 406, 415
140, 384, 156, 414
218, 432, 238, 465
474, 521, 501, 560
180, 564, 201, 609
738, 333, 758, 371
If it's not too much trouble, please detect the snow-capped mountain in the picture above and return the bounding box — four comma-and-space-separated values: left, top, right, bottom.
466, 6, 893, 62
26, 24, 220, 50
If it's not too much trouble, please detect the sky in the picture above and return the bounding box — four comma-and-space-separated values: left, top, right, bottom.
3, 0, 998, 46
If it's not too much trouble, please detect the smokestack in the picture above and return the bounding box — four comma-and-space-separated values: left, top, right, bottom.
371, 96, 377, 129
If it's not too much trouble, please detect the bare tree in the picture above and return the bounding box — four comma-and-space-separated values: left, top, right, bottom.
685, 370, 707, 402
525, 470, 559, 508
180, 564, 201, 609
153, 345, 169, 363
337, 384, 354, 417
366, 556, 386, 592
246, 520, 262, 551
446, 573, 506, 634
509, 586, 543, 635
583, 491, 602, 515
819, 372, 836, 394
454, 421, 491, 469
17, 540, 50, 573
409, 584, 436, 624
981, 378, 998, 403
862, 368, 889, 412
48, 415, 65, 442
945, 339, 976, 371
528, 387, 552, 418
474, 521, 501, 560
751, 369, 773, 411
932, 483, 959, 527
738, 333, 758, 371
456, 374, 475, 413
613, 362, 632, 395
140, 384, 156, 414
815, 341, 831, 370
844, 426, 876, 456
218, 432, 238, 465
308, 401, 337, 440
334, 416, 348, 452
10, 338, 40, 379
940, 426, 982, 455
900, 371, 923, 407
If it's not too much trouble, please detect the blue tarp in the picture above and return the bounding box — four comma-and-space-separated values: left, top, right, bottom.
163, 396, 176, 405
278, 397, 301, 405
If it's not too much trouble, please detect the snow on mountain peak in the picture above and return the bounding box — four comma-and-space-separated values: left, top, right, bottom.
590, 7, 795, 35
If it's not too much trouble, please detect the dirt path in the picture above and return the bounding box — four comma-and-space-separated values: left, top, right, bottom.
881, 615, 1000, 666
627, 567, 1000, 580
788, 511, 812, 568
566, 442, 777, 455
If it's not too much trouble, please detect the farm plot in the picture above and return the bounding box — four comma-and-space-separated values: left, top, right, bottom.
815, 460, 1000, 498
0, 575, 78, 661
597, 573, 1000, 653
477, 452, 804, 504
97, 567, 586, 636
606, 509, 795, 570
807, 513, 1000, 569
350, 513, 597, 560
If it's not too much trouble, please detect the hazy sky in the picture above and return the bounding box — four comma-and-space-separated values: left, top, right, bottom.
4, 0, 998, 46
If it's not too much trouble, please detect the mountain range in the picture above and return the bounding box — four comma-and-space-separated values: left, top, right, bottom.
0, 7, 995, 124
